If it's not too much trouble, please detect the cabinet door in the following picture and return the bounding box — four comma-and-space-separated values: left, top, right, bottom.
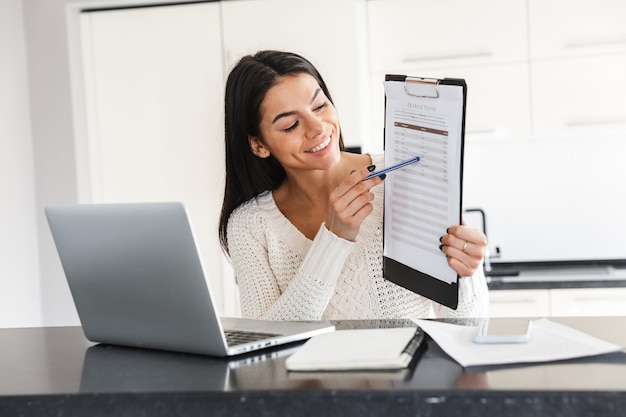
531, 54, 626, 136
369, 62, 531, 149
367, 0, 528, 73
488, 290, 551, 317
551, 288, 626, 317
366, 0, 531, 145
529, 0, 626, 60
221, 0, 370, 150
80, 3, 237, 315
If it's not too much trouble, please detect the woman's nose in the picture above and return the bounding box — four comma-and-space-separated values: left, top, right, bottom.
305, 116, 324, 138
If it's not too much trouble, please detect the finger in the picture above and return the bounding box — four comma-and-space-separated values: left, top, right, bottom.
443, 239, 485, 262
446, 256, 476, 277
348, 193, 376, 224
446, 225, 487, 246
441, 233, 466, 252
327, 163, 382, 242
327, 187, 376, 241
441, 244, 483, 275
441, 242, 473, 262
336, 165, 380, 196
347, 164, 375, 186
440, 235, 484, 270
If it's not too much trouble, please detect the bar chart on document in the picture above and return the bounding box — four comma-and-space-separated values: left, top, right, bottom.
382, 80, 464, 284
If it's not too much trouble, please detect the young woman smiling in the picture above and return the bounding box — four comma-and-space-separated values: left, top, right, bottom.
219, 50, 489, 321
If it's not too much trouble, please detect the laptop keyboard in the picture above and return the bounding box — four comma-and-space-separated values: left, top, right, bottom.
224, 329, 281, 347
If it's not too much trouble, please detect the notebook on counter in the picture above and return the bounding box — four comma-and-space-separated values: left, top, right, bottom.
45, 202, 334, 357
285, 327, 424, 371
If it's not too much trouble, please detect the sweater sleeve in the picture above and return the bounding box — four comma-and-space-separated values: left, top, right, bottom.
228, 205, 355, 321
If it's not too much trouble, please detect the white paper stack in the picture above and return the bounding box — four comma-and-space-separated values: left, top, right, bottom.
413, 318, 622, 367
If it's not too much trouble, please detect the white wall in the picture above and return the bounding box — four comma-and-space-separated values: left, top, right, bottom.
22, 0, 86, 327
0, 0, 41, 327
17, 0, 213, 328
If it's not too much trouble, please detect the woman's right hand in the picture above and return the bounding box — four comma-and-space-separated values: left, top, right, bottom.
326, 165, 383, 241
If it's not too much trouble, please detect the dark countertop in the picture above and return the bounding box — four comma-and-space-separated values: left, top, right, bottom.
1, 318, 626, 417
486, 265, 626, 290
488, 277, 626, 290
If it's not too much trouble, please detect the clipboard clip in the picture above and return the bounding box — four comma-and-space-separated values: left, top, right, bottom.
404, 77, 440, 98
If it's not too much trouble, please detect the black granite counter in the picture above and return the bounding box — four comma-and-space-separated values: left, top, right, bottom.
486, 264, 626, 290
488, 277, 626, 290
1, 318, 625, 417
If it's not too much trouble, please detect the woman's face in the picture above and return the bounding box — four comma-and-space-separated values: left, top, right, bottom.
249, 72, 341, 173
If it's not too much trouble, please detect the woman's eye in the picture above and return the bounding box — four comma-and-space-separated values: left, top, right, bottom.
314, 102, 328, 111
284, 121, 299, 132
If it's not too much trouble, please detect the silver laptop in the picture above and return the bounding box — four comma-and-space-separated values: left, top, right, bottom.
45, 202, 334, 357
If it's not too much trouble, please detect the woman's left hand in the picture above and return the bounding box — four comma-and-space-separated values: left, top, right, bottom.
440, 225, 487, 277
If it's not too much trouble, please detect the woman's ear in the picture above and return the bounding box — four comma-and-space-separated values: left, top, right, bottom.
249, 136, 270, 158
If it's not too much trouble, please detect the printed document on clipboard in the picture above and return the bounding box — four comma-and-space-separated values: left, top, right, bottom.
382, 75, 467, 310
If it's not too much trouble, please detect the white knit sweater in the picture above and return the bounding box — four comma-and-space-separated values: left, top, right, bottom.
227, 154, 489, 321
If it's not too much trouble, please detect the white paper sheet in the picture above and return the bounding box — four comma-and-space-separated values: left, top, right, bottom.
413, 318, 622, 367
382, 81, 464, 284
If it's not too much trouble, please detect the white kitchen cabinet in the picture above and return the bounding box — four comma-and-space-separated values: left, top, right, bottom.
488, 289, 551, 318
528, 0, 626, 60
528, 0, 626, 135
367, 0, 528, 73
367, 0, 626, 141
79, 3, 236, 315
366, 0, 530, 143
550, 288, 626, 317
221, 0, 370, 150
368, 62, 531, 150
531, 54, 626, 136
489, 287, 626, 317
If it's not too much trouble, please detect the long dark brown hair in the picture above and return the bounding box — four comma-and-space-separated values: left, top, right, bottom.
219, 50, 345, 254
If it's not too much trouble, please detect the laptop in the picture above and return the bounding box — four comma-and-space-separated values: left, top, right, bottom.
45, 202, 334, 357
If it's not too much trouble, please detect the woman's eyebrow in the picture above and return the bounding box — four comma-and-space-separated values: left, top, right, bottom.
271, 89, 322, 125
310, 88, 322, 104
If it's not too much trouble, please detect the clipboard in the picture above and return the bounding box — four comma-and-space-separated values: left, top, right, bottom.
381, 75, 467, 310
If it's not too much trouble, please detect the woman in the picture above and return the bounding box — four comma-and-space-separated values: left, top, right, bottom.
219, 50, 489, 321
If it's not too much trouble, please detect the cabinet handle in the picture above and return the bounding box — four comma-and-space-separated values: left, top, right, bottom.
566, 117, 626, 127
491, 298, 538, 304
564, 38, 626, 49
402, 50, 492, 64
573, 296, 626, 302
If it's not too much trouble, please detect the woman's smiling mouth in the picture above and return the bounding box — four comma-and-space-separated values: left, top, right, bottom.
305, 136, 331, 153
